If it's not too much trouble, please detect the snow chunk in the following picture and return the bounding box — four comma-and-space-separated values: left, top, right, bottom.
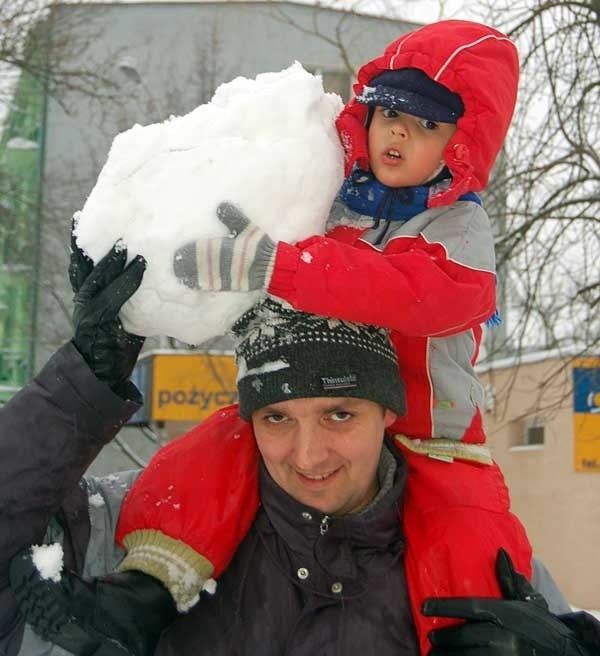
75, 62, 344, 344
31, 543, 63, 582
202, 578, 217, 595
88, 492, 105, 508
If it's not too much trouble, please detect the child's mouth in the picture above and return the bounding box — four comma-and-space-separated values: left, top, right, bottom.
386, 149, 402, 160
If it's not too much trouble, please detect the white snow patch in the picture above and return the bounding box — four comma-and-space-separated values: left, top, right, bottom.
31, 543, 63, 582
202, 578, 217, 595
237, 358, 290, 381
75, 62, 344, 344
88, 492, 105, 508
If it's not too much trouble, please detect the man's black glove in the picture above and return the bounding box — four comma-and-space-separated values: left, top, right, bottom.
422, 548, 595, 655
70, 224, 146, 397
10, 547, 178, 656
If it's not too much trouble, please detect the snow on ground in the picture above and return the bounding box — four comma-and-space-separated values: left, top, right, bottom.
74, 62, 343, 345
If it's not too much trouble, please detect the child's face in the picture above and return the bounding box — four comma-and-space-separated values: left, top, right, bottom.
367, 107, 457, 187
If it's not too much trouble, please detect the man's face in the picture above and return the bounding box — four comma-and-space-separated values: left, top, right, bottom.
252, 397, 396, 516
367, 106, 457, 187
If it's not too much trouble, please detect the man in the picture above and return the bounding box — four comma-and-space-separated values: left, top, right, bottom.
2, 247, 599, 656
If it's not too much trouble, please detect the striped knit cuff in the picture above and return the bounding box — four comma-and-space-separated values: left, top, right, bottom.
118, 529, 215, 612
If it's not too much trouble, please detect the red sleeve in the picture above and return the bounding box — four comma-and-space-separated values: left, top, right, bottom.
268, 235, 496, 338
116, 405, 259, 577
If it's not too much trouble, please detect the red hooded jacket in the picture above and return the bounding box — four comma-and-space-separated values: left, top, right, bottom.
268, 19, 519, 443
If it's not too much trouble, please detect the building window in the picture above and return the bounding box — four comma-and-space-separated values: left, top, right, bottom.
509, 418, 545, 450
523, 420, 545, 446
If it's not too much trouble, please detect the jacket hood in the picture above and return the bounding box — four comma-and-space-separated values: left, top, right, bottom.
336, 20, 519, 207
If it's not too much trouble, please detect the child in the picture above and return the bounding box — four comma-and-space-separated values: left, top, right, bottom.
18, 20, 531, 656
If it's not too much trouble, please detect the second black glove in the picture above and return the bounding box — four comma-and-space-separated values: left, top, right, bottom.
422, 548, 595, 656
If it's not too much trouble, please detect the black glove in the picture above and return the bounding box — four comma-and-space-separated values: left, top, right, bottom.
70, 224, 146, 397
173, 202, 277, 291
422, 548, 595, 656
10, 547, 178, 656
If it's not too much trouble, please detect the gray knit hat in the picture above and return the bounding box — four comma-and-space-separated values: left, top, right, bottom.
232, 297, 406, 420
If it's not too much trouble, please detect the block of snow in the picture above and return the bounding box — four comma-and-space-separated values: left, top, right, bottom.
88, 492, 105, 508
75, 63, 344, 344
202, 578, 217, 595
31, 543, 63, 583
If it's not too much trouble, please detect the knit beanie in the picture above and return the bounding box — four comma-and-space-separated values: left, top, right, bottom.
232, 297, 406, 420
358, 68, 464, 123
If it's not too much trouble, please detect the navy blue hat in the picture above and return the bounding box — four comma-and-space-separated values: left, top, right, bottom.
357, 68, 464, 123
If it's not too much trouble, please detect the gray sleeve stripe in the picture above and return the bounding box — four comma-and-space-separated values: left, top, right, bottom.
384, 231, 496, 274
358, 202, 496, 273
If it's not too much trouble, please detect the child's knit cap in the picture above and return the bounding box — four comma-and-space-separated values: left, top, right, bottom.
357, 68, 464, 123
232, 297, 406, 420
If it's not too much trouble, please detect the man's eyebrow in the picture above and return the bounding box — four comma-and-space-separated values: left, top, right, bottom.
323, 401, 360, 412
257, 405, 284, 413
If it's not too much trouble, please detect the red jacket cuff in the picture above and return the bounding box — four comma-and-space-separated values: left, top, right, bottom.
267, 241, 301, 299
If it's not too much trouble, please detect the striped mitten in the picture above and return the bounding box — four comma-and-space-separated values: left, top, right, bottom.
174, 202, 277, 291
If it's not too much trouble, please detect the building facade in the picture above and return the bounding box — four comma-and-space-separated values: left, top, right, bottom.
0, 1, 416, 378
479, 352, 600, 609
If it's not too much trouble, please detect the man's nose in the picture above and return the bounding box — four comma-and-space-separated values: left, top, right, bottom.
293, 425, 329, 469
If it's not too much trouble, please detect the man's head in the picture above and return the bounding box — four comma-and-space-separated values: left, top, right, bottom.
359, 69, 461, 187
232, 297, 405, 515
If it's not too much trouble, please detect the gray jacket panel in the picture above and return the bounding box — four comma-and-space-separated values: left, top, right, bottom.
531, 557, 572, 615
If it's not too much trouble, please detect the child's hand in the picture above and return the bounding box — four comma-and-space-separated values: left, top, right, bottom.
173, 202, 277, 292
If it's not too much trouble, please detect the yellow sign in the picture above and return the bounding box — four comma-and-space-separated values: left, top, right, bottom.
150, 353, 238, 422
572, 358, 600, 472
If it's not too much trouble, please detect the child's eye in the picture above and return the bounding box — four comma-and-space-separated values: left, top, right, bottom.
382, 108, 399, 119
418, 118, 438, 130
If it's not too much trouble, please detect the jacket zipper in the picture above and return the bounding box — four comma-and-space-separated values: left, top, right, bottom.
320, 515, 330, 535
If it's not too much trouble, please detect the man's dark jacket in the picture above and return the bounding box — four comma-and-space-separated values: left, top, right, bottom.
158, 455, 419, 655
0, 343, 138, 656
0, 343, 420, 656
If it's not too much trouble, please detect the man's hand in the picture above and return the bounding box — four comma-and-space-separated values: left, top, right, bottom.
10, 547, 177, 656
70, 222, 146, 396
173, 202, 277, 292
422, 548, 594, 655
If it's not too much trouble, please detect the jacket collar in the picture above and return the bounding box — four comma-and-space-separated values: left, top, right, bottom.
338, 168, 482, 223
339, 169, 431, 222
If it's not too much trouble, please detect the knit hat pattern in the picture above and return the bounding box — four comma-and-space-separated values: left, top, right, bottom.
232, 297, 406, 420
